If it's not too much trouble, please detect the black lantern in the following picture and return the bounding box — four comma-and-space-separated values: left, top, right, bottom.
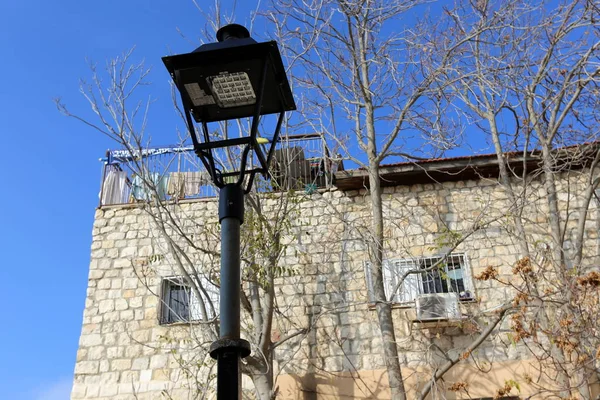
163, 23, 296, 191
163, 24, 295, 400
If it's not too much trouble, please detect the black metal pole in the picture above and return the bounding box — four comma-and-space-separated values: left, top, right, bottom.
209, 183, 251, 400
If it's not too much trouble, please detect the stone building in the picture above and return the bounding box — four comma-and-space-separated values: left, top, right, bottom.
72, 142, 600, 399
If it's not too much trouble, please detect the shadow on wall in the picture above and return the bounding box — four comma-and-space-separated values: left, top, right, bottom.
281, 219, 390, 399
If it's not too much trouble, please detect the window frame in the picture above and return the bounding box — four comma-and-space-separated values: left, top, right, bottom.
365, 253, 475, 305
159, 275, 219, 325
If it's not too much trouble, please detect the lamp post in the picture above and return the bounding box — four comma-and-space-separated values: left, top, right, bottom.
163, 24, 295, 399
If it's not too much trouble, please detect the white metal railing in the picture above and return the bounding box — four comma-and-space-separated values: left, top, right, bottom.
98, 134, 340, 207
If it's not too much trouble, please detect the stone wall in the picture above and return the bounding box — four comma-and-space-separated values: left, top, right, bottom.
71, 170, 599, 399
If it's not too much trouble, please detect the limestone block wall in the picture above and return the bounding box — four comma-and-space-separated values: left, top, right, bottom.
72, 201, 224, 400
72, 170, 599, 399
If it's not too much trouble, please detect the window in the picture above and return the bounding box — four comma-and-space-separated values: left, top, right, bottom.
365, 253, 474, 304
160, 276, 219, 324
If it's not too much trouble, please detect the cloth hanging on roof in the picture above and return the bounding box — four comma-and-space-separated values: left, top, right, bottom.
168, 171, 208, 198
185, 172, 209, 196
101, 168, 129, 205
132, 173, 167, 201
168, 172, 186, 199
156, 174, 168, 200
132, 174, 150, 201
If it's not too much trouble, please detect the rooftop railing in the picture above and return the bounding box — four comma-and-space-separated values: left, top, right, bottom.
98, 134, 342, 207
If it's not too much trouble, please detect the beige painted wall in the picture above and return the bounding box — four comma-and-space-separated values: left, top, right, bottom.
276, 361, 564, 400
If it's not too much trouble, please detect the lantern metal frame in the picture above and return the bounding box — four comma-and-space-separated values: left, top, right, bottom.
162, 25, 295, 192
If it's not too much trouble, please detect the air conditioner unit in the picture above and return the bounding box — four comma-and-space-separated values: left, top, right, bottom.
415, 293, 461, 321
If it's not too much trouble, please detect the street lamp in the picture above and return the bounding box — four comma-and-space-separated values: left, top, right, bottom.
163, 24, 295, 399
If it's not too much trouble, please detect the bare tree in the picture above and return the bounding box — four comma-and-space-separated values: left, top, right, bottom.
442, 0, 600, 397
264, 0, 489, 397
265, 0, 600, 398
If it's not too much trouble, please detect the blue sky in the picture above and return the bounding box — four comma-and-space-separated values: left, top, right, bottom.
0, 1, 255, 398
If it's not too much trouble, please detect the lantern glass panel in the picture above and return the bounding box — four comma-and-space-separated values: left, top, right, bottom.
184, 83, 216, 106
208, 72, 256, 108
